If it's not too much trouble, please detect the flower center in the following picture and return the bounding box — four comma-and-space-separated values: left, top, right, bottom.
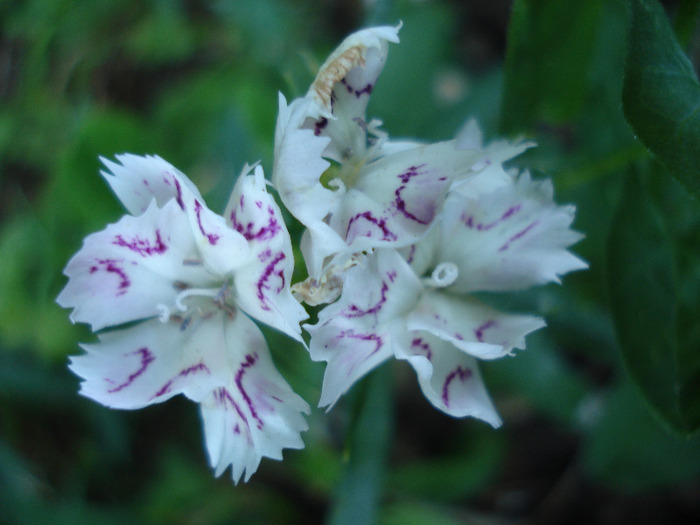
156, 281, 236, 327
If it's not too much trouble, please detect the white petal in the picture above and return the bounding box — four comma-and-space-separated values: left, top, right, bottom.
57, 200, 214, 330
101, 154, 202, 215
226, 165, 308, 340
69, 316, 232, 409
394, 330, 501, 426
305, 249, 421, 407
406, 291, 545, 360
200, 314, 309, 483
272, 95, 337, 227
440, 173, 588, 293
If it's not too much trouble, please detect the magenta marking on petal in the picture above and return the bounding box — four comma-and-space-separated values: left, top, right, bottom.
331, 331, 384, 369
314, 117, 329, 136
235, 353, 264, 430
442, 366, 473, 407
113, 230, 167, 257
397, 164, 426, 184
462, 204, 523, 232
498, 220, 539, 252
343, 281, 389, 318
255, 200, 263, 208
474, 320, 496, 342
93, 258, 130, 296
387, 270, 397, 283
256, 252, 286, 311
258, 248, 272, 262
346, 211, 397, 242
151, 361, 211, 399
231, 205, 281, 242
340, 77, 373, 98
173, 176, 185, 210
405, 244, 416, 265
410, 337, 432, 360
215, 388, 253, 444
194, 199, 220, 245
239, 194, 245, 209
107, 347, 154, 393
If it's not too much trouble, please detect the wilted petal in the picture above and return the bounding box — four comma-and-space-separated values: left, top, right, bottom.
394, 330, 501, 426
200, 314, 309, 483
57, 199, 212, 330
101, 154, 202, 215
441, 173, 587, 293
307, 25, 400, 123
406, 291, 545, 360
226, 165, 308, 340
69, 316, 231, 409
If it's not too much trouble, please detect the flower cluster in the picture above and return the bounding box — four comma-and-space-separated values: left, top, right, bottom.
58, 25, 585, 482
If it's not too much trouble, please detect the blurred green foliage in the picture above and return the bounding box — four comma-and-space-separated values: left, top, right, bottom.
2, 0, 700, 524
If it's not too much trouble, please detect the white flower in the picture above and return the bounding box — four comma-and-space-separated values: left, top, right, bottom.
272, 26, 529, 280
305, 169, 586, 426
57, 155, 309, 483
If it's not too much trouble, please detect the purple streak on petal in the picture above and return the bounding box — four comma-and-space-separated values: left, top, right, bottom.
498, 220, 539, 252
331, 331, 384, 374
346, 211, 397, 242
387, 270, 397, 283
393, 164, 440, 225
474, 320, 497, 342
258, 248, 272, 262
92, 258, 130, 296
239, 194, 245, 209
340, 78, 373, 98
235, 353, 264, 430
410, 337, 432, 360
173, 176, 185, 210
231, 205, 281, 242
461, 204, 523, 232
314, 117, 329, 136
107, 347, 154, 393
113, 230, 167, 257
151, 361, 211, 399
215, 387, 253, 444
441, 366, 473, 407
257, 252, 286, 311
343, 281, 389, 318
194, 199, 220, 245
405, 244, 416, 265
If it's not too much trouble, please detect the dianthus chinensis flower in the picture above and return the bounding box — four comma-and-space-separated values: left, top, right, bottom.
57, 155, 309, 483
275, 26, 586, 425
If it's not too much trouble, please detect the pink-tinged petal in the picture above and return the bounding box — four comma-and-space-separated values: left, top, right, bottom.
69, 317, 231, 409
57, 200, 213, 330
101, 154, 202, 215
187, 196, 250, 277
406, 291, 545, 360
200, 314, 309, 483
307, 321, 393, 408
227, 166, 308, 340
394, 330, 501, 426
441, 173, 587, 293
325, 141, 479, 258
305, 249, 420, 407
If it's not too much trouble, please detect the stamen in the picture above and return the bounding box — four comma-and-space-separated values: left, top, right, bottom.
423, 262, 459, 288
175, 287, 221, 311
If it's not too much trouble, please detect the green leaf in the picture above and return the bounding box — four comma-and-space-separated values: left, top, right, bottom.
500, 0, 604, 133
623, 0, 700, 198
583, 380, 700, 491
328, 366, 393, 525
607, 169, 700, 434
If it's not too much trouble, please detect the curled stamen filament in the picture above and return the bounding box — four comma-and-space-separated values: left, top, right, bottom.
175, 287, 222, 311
423, 262, 459, 288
